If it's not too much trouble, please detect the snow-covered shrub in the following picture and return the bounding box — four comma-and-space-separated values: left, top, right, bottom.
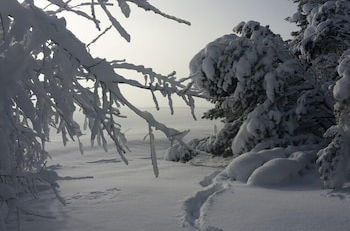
166, 143, 193, 162
209, 120, 242, 156
317, 134, 347, 189
165, 138, 207, 162
166, 121, 243, 161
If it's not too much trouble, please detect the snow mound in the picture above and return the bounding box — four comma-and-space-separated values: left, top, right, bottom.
247, 158, 302, 186
226, 147, 293, 182
226, 146, 319, 185
248, 151, 316, 186
225, 152, 265, 182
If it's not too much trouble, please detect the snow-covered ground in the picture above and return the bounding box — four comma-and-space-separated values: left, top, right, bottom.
7, 107, 219, 231
183, 171, 350, 231
200, 182, 350, 231
19, 143, 216, 231
6, 108, 350, 231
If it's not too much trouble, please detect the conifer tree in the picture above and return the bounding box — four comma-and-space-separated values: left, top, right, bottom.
170, 0, 350, 189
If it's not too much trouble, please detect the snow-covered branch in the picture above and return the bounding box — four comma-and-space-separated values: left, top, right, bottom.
0, 0, 199, 224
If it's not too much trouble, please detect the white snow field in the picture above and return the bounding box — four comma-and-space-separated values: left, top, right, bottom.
6, 108, 350, 231
7, 107, 219, 231
19, 144, 216, 231
183, 174, 350, 231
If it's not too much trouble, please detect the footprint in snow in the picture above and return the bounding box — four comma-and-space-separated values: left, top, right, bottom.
67, 187, 121, 203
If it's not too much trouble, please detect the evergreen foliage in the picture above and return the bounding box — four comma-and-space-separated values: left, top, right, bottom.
169, 0, 350, 189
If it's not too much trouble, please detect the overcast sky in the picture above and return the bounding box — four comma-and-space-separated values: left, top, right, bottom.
66, 0, 297, 107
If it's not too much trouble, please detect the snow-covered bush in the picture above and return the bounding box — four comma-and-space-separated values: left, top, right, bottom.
0, 0, 202, 225
165, 138, 209, 162
209, 120, 242, 156
317, 134, 346, 188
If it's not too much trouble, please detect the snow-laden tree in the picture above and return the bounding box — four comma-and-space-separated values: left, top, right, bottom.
289, 0, 350, 82
0, 0, 202, 225
288, 0, 350, 189
166, 21, 332, 162
317, 50, 350, 188
287, 0, 350, 188
168, 0, 350, 189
